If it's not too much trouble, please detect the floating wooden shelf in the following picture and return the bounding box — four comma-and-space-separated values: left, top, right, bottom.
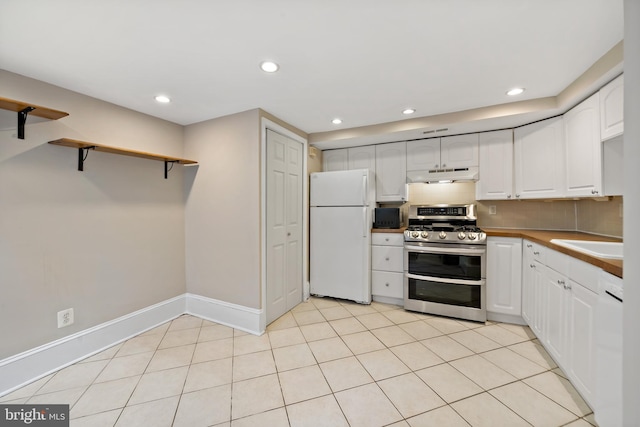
0, 96, 69, 139
48, 138, 197, 179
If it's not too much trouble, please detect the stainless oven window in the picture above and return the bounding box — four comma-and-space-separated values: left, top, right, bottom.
407, 252, 481, 281
407, 277, 481, 309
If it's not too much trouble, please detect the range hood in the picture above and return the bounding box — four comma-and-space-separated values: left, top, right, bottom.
406, 166, 479, 183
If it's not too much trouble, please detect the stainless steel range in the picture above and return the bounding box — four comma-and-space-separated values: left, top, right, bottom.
403, 204, 487, 322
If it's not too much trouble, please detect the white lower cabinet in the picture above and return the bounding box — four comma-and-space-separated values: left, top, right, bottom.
521, 240, 598, 408
486, 237, 523, 322
371, 233, 404, 304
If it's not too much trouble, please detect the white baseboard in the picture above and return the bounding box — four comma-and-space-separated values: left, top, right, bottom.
0, 293, 264, 397
487, 311, 527, 325
372, 295, 404, 307
185, 293, 263, 336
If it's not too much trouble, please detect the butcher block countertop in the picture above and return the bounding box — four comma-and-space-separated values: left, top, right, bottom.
372, 227, 406, 234
483, 228, 623, 278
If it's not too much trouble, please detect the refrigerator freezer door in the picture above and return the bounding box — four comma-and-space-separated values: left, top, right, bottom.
310, 206, 371, 303
310, 169, 372, 207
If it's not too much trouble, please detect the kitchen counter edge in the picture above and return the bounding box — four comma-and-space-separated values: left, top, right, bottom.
483, 228, 622, 278
372, 227, 407, 234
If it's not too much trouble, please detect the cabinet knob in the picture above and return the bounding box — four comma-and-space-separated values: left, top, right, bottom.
591, 190, 599, 195
507, 194, 512, 199
526, 244, 532, 248
385, 283, 390, 287
530, 264, 535, 268
385, 257, 390, 261
434, 164, 439, 168
442, 163, 447, 168
533, 251, 539, 255
287, 232, 291, 236
385, 238, 389, 242
516, 194, 521, 198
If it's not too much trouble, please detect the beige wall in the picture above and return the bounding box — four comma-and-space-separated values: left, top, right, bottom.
183, 109, 262, 309
406, 182, 623, 238
0, 71, 187, 358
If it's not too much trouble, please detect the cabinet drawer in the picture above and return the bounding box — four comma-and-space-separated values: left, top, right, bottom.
372, 271, 404, 298
546, 248, 570, 274
568, 257, 600, 294
523, 240, 546, 264
372, 246, 404, 272
372, 232, 404, 246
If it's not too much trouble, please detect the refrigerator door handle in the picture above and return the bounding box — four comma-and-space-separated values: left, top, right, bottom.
363, 207, 367, 238
362, 174, 367, 206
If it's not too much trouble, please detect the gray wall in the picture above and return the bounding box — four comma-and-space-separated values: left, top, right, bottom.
183, 110, 262, 309
0, 71, 187, 358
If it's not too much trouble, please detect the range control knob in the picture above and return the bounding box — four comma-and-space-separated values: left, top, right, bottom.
468, 233, 477, 240
438, 231, 447, 239
458, 232, 466, 240
411, 231, 420, 238
421, 231, 429, 238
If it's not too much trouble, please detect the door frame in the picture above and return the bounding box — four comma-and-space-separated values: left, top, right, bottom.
260, 118, 309, 332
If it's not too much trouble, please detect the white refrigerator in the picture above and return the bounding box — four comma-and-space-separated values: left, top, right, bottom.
310, 169, 375, 304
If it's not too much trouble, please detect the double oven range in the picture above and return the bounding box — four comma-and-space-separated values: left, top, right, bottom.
403, 204, 487, 322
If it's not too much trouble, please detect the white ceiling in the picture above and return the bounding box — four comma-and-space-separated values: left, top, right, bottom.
0, 1, 623, 139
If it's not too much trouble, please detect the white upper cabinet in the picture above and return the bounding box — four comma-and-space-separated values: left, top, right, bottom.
514, 116, 566, 199
375, 141, 407, 202
440, 134, 479, 169
406, 139, 440, 171
476, 130, 514, 200
564, 93, 602, 197
599, 74, 624, 141
347, 145, 376, 172
322, 148, 348, 171
406, 134, 478, 171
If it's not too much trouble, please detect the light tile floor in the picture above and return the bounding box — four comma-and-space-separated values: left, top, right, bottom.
0, 297, 598, 427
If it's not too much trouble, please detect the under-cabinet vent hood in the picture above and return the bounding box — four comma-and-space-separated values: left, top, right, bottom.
406, 166, 479, 183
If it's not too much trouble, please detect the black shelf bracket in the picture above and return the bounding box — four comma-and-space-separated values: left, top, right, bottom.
17, 107, 35, 140
164, 160, 178, 179
77, 146, 96, 171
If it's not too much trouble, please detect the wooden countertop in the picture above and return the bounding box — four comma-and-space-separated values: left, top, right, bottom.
484, 228, 623, 278
372, 227, 406, 234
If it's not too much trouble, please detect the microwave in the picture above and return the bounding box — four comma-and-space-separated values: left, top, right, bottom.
373, 208, 401, 229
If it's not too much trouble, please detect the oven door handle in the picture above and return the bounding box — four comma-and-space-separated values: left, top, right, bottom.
404, 244, 486, 256
405, 273, 485, 286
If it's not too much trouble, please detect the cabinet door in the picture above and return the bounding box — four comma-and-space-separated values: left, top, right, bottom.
543, 266, 569, 366
476, 130, 514, 200
406, 139, 441, 171
514, 116, 565, 199
375, 142, 407, 202
486, 237, 522, 316
322, 148, 348, 172
567, 281, 598, 405
600, 74, 624, 141
564, 93, 602, 197
371, 271, 404, 299
440, 134, 479, 169
348, 145, 376, 172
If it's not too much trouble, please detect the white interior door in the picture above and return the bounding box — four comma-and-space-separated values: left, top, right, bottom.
266, 129, 303, 324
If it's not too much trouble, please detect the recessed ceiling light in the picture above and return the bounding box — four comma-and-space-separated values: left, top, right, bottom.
506, 87, 525, 96
402, 108, 416, 115
155, 95, 171, 103
332, 118, 342, 125
260, 61, 279, 73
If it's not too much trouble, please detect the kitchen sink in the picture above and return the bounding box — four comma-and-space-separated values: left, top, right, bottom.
550, 239, 623, 259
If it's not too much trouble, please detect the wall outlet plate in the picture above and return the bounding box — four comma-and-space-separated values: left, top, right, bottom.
57, 308, 74, 328
489, 205, 497, 215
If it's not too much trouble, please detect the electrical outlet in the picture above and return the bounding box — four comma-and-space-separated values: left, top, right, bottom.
57, 308, 74, 328
489, 205, 497, 215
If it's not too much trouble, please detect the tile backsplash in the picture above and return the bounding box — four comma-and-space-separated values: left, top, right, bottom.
403, 182, 623, 238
